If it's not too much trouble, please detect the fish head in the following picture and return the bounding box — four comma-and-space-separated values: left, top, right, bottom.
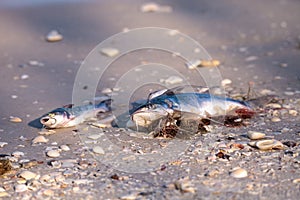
40, 109, 71, 128
131, 103, 170, 127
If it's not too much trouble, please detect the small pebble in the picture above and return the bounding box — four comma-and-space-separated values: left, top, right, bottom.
164, 76, 183, 85
87, 134, 102, 140
168, 29, 179, 36
230, 168, 248, 178
28, 60, 44, 67
289, 110, 298, 116
120, 193, 138, 200
0, 142, 8, 148
100, 48, 119, 57
19, 170, 37, 180
92, 146, 105, 154
11, 95, 18, 99
284, 91, 294, 96
15, 184, 28, 193
46, 150, 60, 158
10, 117, 22, 123
245, 56, 258, 62
43, 189, 54, 196
266, 103, 282, 109
32, 136, 49, 144
271, 117, 281, 122
186, 60, 202, 69
101, 88, 113, 94
221, 79, 232, 86
60, 145, 70, 151
0, 192, 9, 197
140, 2, 172, 13
21, 74, 29, 80
46, 30, 63, 42
38, 130, 56, 135
280, 63, 288, 68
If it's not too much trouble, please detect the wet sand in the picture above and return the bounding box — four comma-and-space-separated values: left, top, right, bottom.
1, 0, 300, 199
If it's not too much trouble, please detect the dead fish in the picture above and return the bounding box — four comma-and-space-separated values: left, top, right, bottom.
40, 98, 111, 128
131, 86, 255, 128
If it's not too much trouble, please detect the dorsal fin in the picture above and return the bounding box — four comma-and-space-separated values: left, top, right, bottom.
63, 104, 74, 108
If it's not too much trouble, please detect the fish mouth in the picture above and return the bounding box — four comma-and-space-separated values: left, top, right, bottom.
40, 117, 56, 127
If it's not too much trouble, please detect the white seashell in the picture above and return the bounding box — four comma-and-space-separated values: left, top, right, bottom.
92, 146, 105, 154
255, 139, 284, 150
14, 184, 28, 192
0, 191, 9, 197
101, 88, 113, 94
12, 151, 24, 157
100, 48, 119, 57
0, 142, 8, 148
46, 150, 60, 158
247, 131, 265, 140
0, 187, 5, 192
43, 189, 54, 196
245, 56, 258, 62
186, 60, 201, 69
10, 117, 22, 123
21, 74, 29, 80
140, 2, 159, 12
87, 134, 102, 140
46, 30, 63, 42
271, 117, 281, 122
266, 103, 282, 109
32, 136, 49, 144
289, 110, 298, 116
230, 167, 248, 178
60, 145, 70, 151
221, 79, 232, 86
19, 170, 37, 180
164, 76, 183, 85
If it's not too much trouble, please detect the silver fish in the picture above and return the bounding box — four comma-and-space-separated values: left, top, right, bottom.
40, 98, 111, 128
131, 88, 254, 128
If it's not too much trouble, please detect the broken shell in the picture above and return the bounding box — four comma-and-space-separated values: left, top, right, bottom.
60, 145, 70, 151
164, 76, 183, 85
12, 151, 24, 157
230, 168, 248, 178
101, 88, 113, 94
10, 117, 22, 123
254, 139, 284, 150
19, 170, 37, 180
46, 150, 60, 158
32, 136, 49, 144
271, 117, 281, 122
221, 79, 232, 86
46, 30, 63, 42
186, 60, 201, 69
100, 48, 119, 57
0, 142, 8, 148
14, 184, 28, 193
247, 131, 265, 140
93, 146, 105, 154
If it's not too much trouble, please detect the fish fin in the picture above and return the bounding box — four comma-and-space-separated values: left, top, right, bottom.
148, 85, 220, 102
63, 104, 74, 108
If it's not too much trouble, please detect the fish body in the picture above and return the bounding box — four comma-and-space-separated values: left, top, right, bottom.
131, 92, 254, 127
40, 99, 111, 128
